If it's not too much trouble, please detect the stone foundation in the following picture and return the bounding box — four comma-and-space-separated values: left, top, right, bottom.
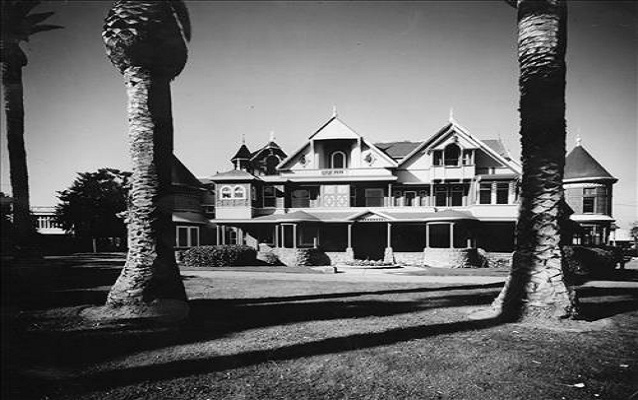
393, 252, 426, 266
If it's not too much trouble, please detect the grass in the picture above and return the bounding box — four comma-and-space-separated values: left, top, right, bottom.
2, 253, 638, 400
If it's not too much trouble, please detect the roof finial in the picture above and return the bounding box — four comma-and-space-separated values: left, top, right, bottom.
576, 128, 582, 147
269, 130, 275, 142
332, 105, 338, 118
241, 133, 246, 145
449, 107, 454, 122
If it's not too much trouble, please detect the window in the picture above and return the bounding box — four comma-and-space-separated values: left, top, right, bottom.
393, 190, 403, 206
435, 186, 447, 207
405, 191, 417, 207
234, 186, 246, 199
365, 188, 384, 207
331, 151, 346, 169
462, 150, 473, 165
444, 144, 460, 166
450, 185, 464, 206
265, 155, 279, 175
263, 185, 276, 207
221, 186, 232, 199
419, 189, 431, 206
292, 189, 310, 208
496, 182, 509, 204
433, 150, 443, 166
479, 183, 492, 204
176, 226, 199, 248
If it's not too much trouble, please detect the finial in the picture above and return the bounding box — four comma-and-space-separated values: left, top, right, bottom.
241, 133, 246, 145
449, 107, 454, 122
332, 105, 338, 118
575, 128, 582, 147
269, 130, 275, 142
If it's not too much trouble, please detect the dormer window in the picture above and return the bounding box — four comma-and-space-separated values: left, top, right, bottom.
331, 151, 346, 169
265, 155, 280, 175
444, 143, 460, 166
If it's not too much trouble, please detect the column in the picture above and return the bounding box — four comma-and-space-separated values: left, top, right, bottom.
346, 223, 354, 261
384, 222, 394, 264
449, 222, 455, 249
293, 224, 297, 249
425, 223, 430, 248
216, 225, 220, 245
347, 224, 353, 248
281, 225, 286, 248
274, 225, 279, 248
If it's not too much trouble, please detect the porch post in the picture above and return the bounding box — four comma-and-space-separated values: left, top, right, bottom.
449, 222, 455, 248
293, 223, 297, 249
221, 225, 226, 245
346, 223, 354, 261
425, 223, 430, 248
216, 225, 220, 245
384, 222, 394, 264
274, 225, 279, 248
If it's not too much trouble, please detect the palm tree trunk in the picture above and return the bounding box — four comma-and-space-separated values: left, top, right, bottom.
2, 54, 37, 255
106, 66, 187, 309
492, 0, 576, 320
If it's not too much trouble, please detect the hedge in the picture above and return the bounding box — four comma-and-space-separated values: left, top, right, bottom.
181, 245, 257, 268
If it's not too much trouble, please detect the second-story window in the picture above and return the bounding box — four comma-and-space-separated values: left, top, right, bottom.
234, 186, 246, 199
263, 185, 276, 207
221, 186, 232, 199
496, 182, 509, 204
479, 183, 492, 204
331, 151, 346, 169
365, 188, 384, 207
444, 143, 460, 166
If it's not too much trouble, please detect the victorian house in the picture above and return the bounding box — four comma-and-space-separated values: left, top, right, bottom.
204, 112, 525, 267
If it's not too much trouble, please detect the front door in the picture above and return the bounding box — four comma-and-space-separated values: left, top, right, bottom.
352, 222, 385, 260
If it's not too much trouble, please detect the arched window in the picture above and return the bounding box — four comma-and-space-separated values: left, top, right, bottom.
233, 186, 246, 199
220, 186, 232, 199
444, 143, 460, 166
331, 151, 346, 169
265, 155, 279, 175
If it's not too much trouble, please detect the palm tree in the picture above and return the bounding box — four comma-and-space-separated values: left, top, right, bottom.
491, 0, 576, 320
100, 0, 191, 319
1, 1, 62, 256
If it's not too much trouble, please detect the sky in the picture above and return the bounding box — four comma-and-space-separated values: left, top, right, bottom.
1, 1, 636, 228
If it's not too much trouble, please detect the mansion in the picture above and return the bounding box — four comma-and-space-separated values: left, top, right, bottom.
171, 112, 618, 267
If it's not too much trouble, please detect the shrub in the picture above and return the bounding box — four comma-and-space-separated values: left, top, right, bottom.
562, 245, 616, 285
344, 259, 393, 267
181, 245, 257, 268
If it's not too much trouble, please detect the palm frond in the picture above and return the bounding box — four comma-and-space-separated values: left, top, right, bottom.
30, 24, 64, 35
25, 11, 55, 25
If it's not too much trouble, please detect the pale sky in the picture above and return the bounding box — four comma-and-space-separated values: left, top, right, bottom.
1, 1, 636, 228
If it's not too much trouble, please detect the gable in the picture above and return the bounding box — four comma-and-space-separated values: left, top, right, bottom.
309, 117, 361, 140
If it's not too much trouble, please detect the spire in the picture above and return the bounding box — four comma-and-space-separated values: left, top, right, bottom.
448, 107, 454, 122
269, 130, 275, 142
332, 105, 338, 118
575, 128, 582, 147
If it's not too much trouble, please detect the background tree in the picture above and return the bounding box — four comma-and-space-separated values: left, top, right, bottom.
55, 168, 131, 252
1, 1, 62, 256
489, 0, 575, 321
94, 0, 192, 320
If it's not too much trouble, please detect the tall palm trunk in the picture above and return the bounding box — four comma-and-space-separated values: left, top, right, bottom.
106, 66, 186, 307
492, 0, 576, 320
2, 51, 37, 255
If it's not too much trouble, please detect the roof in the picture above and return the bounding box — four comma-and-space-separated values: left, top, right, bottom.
172, 156, 203, 188
375, 141, 422, 160
231, 144, 252, 161
483, 139, 512, 161
564, 145, 617, 182
222, 209, 477, 223
209, 169, 259, 182
173, 211, 213, 225
250, 141, 286, 161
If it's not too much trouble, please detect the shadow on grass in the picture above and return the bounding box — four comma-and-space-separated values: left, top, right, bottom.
575, 286, 638, 321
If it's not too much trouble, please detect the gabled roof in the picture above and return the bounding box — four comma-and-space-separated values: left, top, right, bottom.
172, 155, 204, 188
483, 139, 512, 161
564, 145, 616, 183
375, 141, 423, 161
231, 144, 252, 161
250, 141, 286, 161
278, 116, 398, 170
398, 119, 522, 174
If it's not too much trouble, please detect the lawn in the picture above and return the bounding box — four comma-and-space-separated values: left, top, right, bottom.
2, 253, 637, 400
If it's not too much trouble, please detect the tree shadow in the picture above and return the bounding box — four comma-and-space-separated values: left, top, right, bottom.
575, 286, 638, 321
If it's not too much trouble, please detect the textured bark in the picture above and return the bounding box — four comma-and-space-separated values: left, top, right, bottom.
492, 0, 577, 320
106, 67, 186, 308
2, 49, 38, 255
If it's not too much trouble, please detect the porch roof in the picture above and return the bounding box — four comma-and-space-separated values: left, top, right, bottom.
173, 211, 214, 226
